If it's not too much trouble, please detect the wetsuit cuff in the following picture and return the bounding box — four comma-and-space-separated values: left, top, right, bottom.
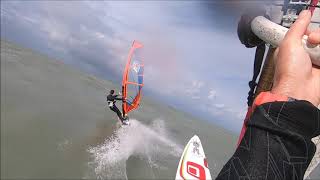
249, 100, 320, 139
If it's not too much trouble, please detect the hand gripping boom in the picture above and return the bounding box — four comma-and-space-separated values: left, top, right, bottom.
251, 16, 320, 66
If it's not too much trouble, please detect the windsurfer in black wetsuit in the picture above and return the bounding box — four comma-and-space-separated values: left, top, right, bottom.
216, 10, 320, 180
107, 89, 126, 122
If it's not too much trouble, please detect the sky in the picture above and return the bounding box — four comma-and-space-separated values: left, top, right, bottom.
1, 1, 271, 132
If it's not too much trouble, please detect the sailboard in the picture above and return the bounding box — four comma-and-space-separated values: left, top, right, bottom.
176, 135, 212, 180
121, 40, 144, 125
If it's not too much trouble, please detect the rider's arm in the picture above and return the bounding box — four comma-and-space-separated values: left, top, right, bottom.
113, 95, 125, 101
217, 11, 320, 179
216, 99, 319, 180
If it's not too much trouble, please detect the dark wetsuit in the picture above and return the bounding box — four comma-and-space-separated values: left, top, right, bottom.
107, 94, 124, 120
216, 100, 320, 180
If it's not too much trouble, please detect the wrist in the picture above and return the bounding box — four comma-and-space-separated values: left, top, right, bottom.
272, 83, 318, 106
271, 84, 296, 99
254, 91, 292, 107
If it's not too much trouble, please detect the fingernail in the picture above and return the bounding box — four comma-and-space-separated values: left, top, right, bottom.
299, 10, 311, 19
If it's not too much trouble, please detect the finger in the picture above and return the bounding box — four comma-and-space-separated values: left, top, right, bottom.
273, 47, 280, 61
308, 28, 320, 44
285, 10, 311, 41
305, 28, 311, 36
313, 63, 320, 70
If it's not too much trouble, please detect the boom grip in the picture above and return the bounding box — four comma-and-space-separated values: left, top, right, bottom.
251, 16, 320, 66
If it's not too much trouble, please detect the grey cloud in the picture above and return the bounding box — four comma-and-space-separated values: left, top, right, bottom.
1, 1, 124, 81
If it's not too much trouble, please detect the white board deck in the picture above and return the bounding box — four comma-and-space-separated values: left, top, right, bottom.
176, 135, 212, 180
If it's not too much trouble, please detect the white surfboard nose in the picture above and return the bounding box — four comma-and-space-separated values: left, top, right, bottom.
176, 135, 212, 180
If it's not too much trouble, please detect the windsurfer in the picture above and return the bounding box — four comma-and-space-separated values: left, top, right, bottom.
216, 10, 320, 179
107, 89, 126, 122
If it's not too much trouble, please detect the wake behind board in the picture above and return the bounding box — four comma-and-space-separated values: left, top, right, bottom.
117, 117, 130, 126
122, 119, 130, 126
176, 135, 212, 180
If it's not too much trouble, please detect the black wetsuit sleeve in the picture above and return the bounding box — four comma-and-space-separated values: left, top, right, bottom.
216, 100, 320, 180
107, 94, 123, 101
113, 95, 123, 100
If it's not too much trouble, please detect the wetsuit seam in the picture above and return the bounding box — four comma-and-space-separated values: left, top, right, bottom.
267, 103, 271, 114
276, 102, 286, 124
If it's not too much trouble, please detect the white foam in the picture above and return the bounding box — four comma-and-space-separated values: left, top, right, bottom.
87, 119, 183, 179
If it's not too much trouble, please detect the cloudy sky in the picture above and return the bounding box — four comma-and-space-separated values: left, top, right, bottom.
1, 1, 271, 132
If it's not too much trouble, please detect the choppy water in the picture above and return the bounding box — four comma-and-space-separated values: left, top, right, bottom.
1, 40, 237, 179
87, 119, 182, 179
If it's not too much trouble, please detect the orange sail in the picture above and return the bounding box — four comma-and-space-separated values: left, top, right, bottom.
122, 41, 144, 116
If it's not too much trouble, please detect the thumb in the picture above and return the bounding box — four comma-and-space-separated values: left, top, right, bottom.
308, 28, 320, 45
285, 10, 311, 41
